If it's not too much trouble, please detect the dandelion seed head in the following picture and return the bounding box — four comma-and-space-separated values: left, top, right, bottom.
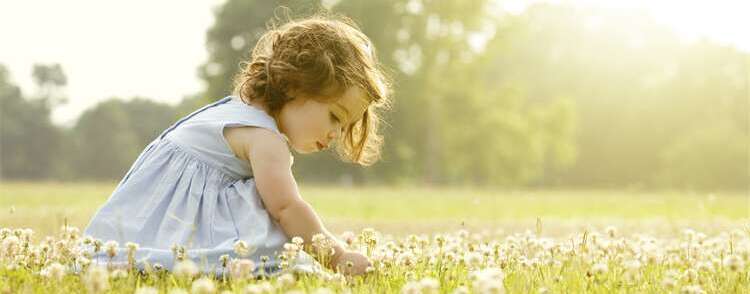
723, 254, 743, 272
111, 269, 128, 279
291, 236, 304, 246
191, 277, 217, 294
41, 262, 66, 282
167, 288, 189, 294
419, 277, 440, 293
234, 240, 249, 257
83, 266, 109, 294
312, 287, 335, 294
2, 235, 20, 256
230, 258, 255, 280
400, 281, 421, 294
591, 262, 608, 275
104, 240, 118, 258
134, 286, 159, 294
126, 242, 139, 251
174, 259, 199, 280
680, 284, 704, 294
277, 272, 296, 288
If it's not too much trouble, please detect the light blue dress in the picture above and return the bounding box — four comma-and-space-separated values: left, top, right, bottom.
82, 96, 313, 275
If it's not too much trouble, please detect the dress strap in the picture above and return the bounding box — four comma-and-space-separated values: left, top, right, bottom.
156, 96, 233, 141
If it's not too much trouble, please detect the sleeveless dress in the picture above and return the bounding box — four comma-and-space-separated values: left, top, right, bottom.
81, 96, 316, 276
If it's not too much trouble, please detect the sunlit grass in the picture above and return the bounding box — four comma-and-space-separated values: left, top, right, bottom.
0, 181, 748, 293
1, 181, 747, 238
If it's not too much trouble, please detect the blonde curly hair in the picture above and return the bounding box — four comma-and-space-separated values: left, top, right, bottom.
232, 13, 391, 166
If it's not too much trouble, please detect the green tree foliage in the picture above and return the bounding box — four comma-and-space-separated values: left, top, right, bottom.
658, 120, 749, 190
1, 2, 746, 190
31, 63, 68, 107
0, 64, 65, 180
198, 0, 576, 186
485, 4, 748, 189
71, 98, 177, 180
198, 0, 322, 105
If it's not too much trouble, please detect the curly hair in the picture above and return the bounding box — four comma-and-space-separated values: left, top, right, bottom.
231, 13, 391, 166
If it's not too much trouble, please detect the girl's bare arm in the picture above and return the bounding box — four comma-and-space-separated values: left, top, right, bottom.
238, 127, 346, 266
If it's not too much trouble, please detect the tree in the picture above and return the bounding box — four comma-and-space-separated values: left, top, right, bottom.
31, 63, 68, 108
198, 0, 321, 105
0, 64, 64, 179
71, 98, 177, 180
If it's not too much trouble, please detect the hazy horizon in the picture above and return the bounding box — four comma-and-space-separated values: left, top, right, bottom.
2, 0, 748, 127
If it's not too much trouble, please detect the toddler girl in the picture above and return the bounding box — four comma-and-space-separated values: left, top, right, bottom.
83, 14, 390, 277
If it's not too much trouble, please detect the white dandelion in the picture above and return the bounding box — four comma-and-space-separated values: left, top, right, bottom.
83, 265, 110, 294
174, 259, 199, 280
277, 272, 296, 288
419, 277, 440, 294
723, 254, 744, 272
191, 277, 217, 294
168, 288, 189, 294
400, 281, 422, 294
591, 262, 608, 276
41, 262, 66, 282
104, 240, 118, 259
234, 240, 250, 257
229, 258, 256, 280
135, 286, 159, 294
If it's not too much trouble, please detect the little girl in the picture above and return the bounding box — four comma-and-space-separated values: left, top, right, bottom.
82, 14, 390, 277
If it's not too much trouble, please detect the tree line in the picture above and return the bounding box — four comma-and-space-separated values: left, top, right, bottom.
1, 0, 747, 190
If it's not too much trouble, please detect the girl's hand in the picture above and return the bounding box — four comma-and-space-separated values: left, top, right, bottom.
331, 250, 371, 276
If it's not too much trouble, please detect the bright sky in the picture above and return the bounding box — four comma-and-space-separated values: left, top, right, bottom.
0, 0, 224, 126
1, 0, 748, 127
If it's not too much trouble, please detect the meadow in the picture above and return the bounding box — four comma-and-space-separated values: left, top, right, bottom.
0, 181, 748, 293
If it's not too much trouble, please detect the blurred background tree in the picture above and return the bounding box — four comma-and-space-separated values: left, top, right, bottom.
1, 1, 747, 191
0, 64, 65, 179
69, 98, 177, 180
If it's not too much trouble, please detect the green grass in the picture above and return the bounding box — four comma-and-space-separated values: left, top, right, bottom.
0, 181, 748, 293
0, 181, 747, 238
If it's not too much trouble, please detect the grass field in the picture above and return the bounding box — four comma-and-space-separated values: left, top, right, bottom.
0, 181, 748, 293
1, 181, 747, 236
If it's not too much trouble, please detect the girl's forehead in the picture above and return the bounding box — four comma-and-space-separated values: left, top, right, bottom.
330, 87, 369, 125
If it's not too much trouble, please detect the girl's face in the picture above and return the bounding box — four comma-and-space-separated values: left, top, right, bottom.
277, 86, 369, 154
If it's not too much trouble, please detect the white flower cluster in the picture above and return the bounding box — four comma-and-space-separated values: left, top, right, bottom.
0, 225, 748, 293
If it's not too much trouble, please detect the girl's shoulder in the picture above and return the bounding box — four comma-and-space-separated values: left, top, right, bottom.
223, 125, 294, 167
